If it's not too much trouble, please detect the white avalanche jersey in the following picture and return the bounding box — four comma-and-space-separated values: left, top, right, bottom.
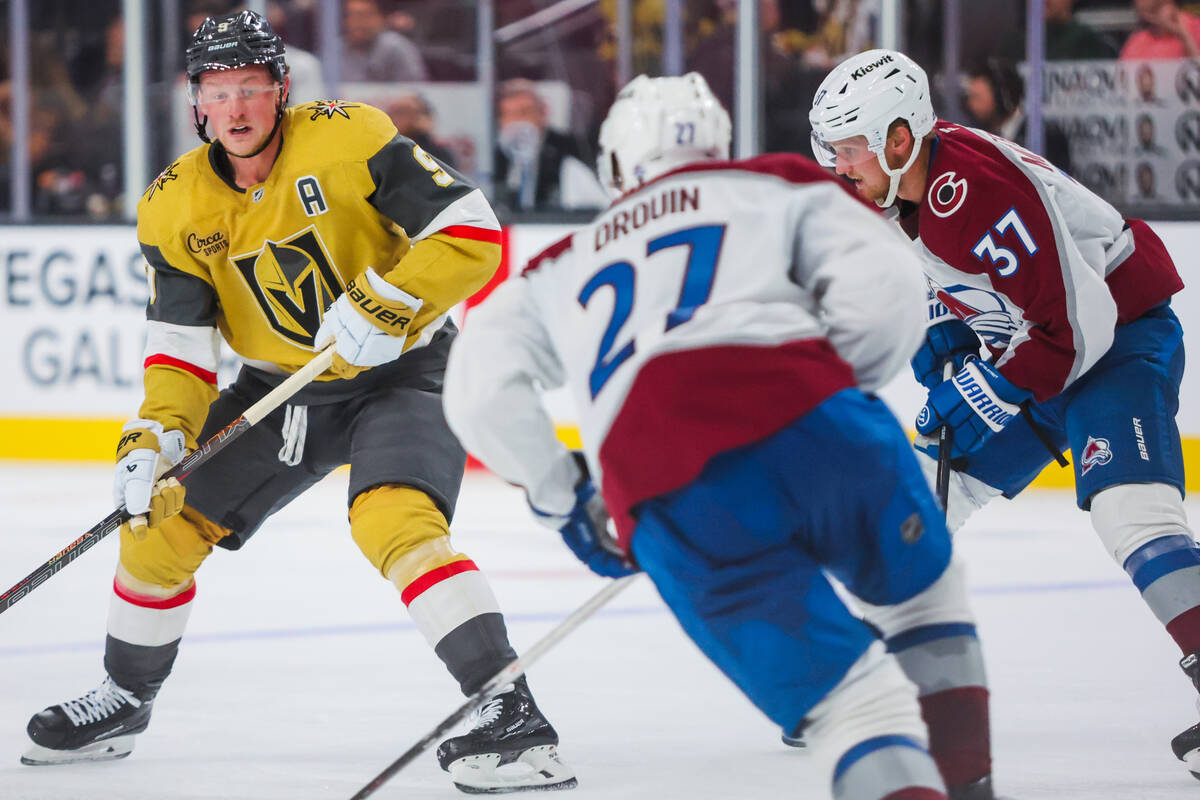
444, 154, 928, 545
900, 121, 1182, 402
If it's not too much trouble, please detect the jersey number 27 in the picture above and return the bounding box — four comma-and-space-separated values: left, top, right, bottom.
577, 224, 726, 399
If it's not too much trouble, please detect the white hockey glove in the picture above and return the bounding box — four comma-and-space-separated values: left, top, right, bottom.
314, 267, 424, 379
114, 419, 187, 541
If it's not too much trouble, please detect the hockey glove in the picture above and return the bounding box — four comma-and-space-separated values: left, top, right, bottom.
531, 458, 637, 579
915, 360, 1031, 459
314, 267, 424, 379
114, 419, 187, 541
911, 317, 981, 391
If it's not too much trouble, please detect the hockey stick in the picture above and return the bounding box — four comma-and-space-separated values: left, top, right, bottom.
0, 347, 336, 616
348, 573, 641, 800
935, 362, 955, 517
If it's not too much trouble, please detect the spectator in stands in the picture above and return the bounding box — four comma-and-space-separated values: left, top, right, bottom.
1043, 0, 1119, 59
1120, 0, 1200, 60
492, 79, 607, 214
385, 91, 457, 168
342, 0, 428, 83
962, 56, 1073, 174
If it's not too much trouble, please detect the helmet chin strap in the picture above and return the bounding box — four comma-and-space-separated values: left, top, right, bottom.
875, 134, 924, 207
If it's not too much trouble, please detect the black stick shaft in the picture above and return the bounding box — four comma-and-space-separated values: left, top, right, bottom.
935, 362, 954, 518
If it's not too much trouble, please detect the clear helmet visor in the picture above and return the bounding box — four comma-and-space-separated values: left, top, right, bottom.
187, 81, 282, 108
810, 131, 879, 171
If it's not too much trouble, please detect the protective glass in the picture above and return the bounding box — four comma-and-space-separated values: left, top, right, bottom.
188, 82, 282, 108
809, 132, 878, 170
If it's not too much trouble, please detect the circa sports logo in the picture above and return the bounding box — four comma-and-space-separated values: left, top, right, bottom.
1080, 435, 1113, 476
309, 100, 360, 120
927, 172, 967, 217
229, 226, 344, 347
934, 285, 1019, 351
187, 230, 228, 256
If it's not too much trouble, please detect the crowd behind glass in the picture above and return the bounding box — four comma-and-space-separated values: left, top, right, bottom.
1, 0, 1197, 222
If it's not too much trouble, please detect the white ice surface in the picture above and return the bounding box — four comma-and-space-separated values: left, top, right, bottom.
1, 463, 1198, 799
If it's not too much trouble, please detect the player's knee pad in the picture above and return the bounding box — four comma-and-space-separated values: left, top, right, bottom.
916, 450, 1002, 533
860, 554, 975, 639
350, 484, 454, 582
802, 642, 927, 774
118, 505, 225, 591
1090, 482, 1191, 566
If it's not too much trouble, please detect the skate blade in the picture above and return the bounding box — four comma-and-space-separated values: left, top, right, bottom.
21, 735, 135, 766
1180, 746, 1200, 781
449, 745, 578, 794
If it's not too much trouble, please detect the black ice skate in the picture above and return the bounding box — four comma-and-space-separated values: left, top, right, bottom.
436, 677, 576, 793
22, 676, 152, 766
1174, 652, 1200, 780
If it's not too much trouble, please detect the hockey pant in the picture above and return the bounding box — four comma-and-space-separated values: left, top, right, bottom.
921, 303, 1200, 657
629, 390, 958, 800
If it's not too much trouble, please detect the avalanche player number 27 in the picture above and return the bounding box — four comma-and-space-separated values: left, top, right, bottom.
578, 224, 727, 398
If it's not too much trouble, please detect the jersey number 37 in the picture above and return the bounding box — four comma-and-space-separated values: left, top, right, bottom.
577, 224, 726, 399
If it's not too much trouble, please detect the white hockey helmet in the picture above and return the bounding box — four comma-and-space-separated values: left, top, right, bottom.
809, 49, 935, 206
598, 72, 732, 198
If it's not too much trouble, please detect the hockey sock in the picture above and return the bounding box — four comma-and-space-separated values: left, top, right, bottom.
1091, 485, 1200, 654
832, 735, 946, 800
1122, 534, 1200, 655
104, 578, 195, 700
887, 623, 991, 788
396, 557, 517, 695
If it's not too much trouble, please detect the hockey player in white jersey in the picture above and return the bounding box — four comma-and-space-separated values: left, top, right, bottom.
810, 48, 1195, 777
444, 73, 1001, 800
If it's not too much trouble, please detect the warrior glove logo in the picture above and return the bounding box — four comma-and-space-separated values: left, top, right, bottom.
953, 365, 1018, 432
230, 226, 344, 347
1081, 435, 1113, 475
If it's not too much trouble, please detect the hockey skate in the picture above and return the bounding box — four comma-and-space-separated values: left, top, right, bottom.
436, 677, 576, 793
1173, 652, 1200, 780
22, 676, 152, 766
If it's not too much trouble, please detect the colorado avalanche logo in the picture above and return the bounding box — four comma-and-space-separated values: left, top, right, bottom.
928, 171, 968, 218
1080, 436, 1113, 476
933, 285, 1020, 350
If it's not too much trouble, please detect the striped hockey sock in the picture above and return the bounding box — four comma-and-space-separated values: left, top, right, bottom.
834, 735, 946, 800
1123, 534, 1200, 656
399, 558, 517, 695
105, 578, 195, 699
887, 622, 991, 789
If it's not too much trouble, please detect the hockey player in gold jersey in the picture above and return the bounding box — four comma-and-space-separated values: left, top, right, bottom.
21, 11, 574, 793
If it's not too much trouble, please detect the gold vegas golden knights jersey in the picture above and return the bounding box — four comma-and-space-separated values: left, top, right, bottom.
135, 100, 502, 448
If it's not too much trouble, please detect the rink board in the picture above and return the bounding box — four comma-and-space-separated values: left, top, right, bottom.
0, 221, 1195, 492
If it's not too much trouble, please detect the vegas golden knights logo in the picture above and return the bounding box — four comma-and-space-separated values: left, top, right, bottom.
231, 227, 343, 346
